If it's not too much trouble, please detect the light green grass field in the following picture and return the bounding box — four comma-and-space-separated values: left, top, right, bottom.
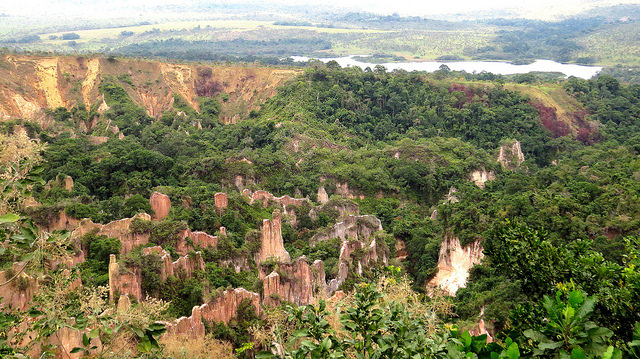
575, 22, 640, 66
39, 20, 387, 45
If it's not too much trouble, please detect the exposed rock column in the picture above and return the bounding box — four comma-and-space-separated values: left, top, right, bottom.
108, 254, 119, 304
150, 192, 171, 220
214, 192, 228, 212
317, 186, 329, 204
258, 210, 290, 263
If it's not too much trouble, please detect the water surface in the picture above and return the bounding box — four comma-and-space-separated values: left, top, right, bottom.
290, 55, 602, 79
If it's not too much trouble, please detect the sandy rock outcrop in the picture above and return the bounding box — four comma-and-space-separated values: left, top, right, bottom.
0, 263, 38, 311
43, 326, 99, 359
444, 187, 459, 204
150, 192, 171, 220
117, 294, 131, 313
214, 192, 228, 211
63, 176, 74, 191
72, 213, 151, 256
317, 186, 329, 204
260, 257, 326, 306
142, 246, 205, 281
42, 210, 80, 232
427, 235, 484, 296
257, 210, 291, 263
335, 182, 365, 200
395, 239, 408, 261
164, 288, 260, 339
312, 215, 382, 244
469, 308, 494, 343
108, 254, 143, 303
176, 228, 220, 255
87, 136, 109, 145
244, 189, 307, 208
328, 237, 388, 293
497, 140, 525, 169
469, 168, 495, 188
310, 199, 360, 222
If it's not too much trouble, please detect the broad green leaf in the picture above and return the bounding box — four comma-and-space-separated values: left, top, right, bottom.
0, 213, 19, 223
506, 342, 519, 359
131, 327, 145, 337
570, 347, 585, 359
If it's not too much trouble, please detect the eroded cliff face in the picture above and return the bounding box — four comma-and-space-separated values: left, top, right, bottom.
312, 215, 382, 244
317, 186, 329, 204
176, 228, 221, 255
260, 257, 326, 306
108, 254, 143, 303
214, 192, 228, 212
40, 209, 80, 232
109, 248, 206, 303
243, 189, 307, 208
0, 263, 38, 311
497, 140, 525, 169
469, 168, 496, 188
427, 235, 484, 296
328, 237, 389, 293
0, 55, 300, 125
142, 246, 205, 281
163, 288, 261, 339
150, 192, 171, 220
72, 213, 152, 256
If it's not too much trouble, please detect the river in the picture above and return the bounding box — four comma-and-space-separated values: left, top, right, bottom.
290, 55, 602, 79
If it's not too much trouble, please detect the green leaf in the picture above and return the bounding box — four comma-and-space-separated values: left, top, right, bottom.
82, 333, 89, 347
131, 327, 145, 338
70, 347, 84, 354
256, 351, 276, 359
293, 328, 310, 338
460, 331, 472, 348
506, 342, 519, 359
89, 328, 99, 339
148, 322, 165, 331
137, 335, 152, 353
570, 347, 585, 359
0, 213, 19, 223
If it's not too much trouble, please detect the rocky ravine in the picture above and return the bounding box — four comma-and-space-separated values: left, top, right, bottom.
1, 189, 389, 357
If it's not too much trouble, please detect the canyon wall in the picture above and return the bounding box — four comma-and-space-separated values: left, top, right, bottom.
0, 262, 38, 311
72, 213, 151, 256
260, 257, 326, 306
0, 55, 300, 126
497, 140, 525, 169
427, 235, 484, 296
243, 189, 307, 208
163, 288, 261, 339
312, 214, 382, 244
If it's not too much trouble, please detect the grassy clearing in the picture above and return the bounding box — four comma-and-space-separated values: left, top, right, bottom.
574, 22, 640, 66
330, 29, 496, 60
38, 20, 385, 45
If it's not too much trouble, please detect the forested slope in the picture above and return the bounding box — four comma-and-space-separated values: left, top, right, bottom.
1, 59, 639, 358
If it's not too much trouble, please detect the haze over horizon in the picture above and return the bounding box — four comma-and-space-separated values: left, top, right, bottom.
1, 0, 640, 20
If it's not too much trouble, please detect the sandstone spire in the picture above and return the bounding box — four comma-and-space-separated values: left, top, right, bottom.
258, 210, 290, 263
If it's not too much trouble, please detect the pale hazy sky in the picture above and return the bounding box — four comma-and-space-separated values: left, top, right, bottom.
1, 0, 639, 19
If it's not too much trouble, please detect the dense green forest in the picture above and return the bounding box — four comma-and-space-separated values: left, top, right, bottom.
1, 63, 640, 358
